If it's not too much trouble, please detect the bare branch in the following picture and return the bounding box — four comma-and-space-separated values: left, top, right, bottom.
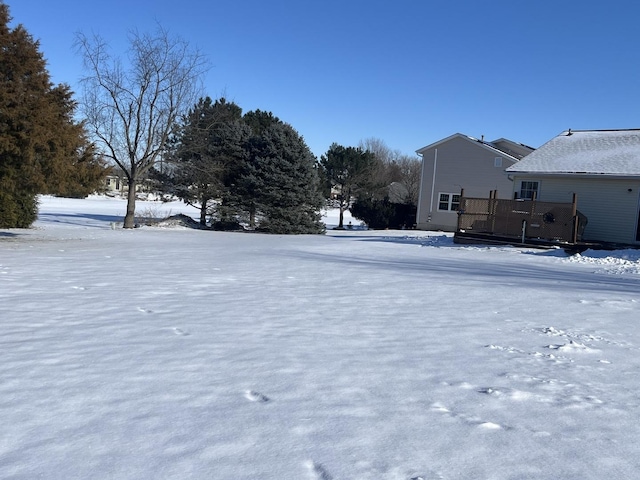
75, 26, 208, 227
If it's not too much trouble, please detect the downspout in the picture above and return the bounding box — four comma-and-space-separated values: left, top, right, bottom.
416, 152, 424, 227
428, 148, 438, 222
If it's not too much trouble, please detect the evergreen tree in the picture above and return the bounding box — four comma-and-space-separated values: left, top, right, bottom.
161, 97, 249, 226
0, 3, 106, 227
240, 113, 324, 234
231, 110, 282, 227
243, 109, 281, 136
318, 143, 376, 229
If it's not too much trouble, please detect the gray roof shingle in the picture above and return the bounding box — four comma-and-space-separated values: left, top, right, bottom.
506, 129, 640, 176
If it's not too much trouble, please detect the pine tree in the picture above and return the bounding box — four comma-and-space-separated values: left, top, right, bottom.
240, 116, 325, 234
0, 3, 106, 227
162, 97, 249, 226
319, 143, 377, 229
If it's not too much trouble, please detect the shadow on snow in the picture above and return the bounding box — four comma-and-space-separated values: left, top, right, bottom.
287, 247, 640, 296
37, 212, 122, 227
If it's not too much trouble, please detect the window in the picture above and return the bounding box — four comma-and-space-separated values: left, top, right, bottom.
519, 181, 539, 200
438, 193, 460, 211
494, 157, 503, 167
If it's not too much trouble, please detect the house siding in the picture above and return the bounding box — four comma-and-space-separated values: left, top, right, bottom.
417, 135, 518, 231
512, 176, 640, 245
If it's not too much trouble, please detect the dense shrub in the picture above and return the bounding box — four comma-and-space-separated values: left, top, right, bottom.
351, 197, 416, 229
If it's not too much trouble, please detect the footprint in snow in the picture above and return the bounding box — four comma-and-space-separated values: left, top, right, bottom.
477, 422, 503, 430
431, 401, 507, 430
245, 390, 270, 403
172, 328, 190, 336
137, 307, 153, 313
305, 461, 333, 480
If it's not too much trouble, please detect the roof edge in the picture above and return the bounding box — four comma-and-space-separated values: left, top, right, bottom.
416, 133, 522, 162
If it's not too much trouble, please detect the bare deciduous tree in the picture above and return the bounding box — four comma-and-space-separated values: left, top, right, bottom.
75, 27, 207, 228
398, 154, 422, 204
359, 137, 422, 204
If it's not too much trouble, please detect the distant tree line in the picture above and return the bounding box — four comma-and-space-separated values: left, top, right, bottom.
0, 2, 421, 232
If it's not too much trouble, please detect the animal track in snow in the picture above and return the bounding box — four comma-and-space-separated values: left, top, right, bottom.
536, 325, 634, 350
305, 461, 333, 480
477, 422, 502, 430
430, 401, 507, 431
485, 344, 526, 355
483, 374, 607, 411
245, 390, 270, 403
478, 386, 536, 402
578, 298, 638, 309
430, 402, 450, 413
348, 462, 439, 480
486, 343, 574, 364
546, 340, 600, 354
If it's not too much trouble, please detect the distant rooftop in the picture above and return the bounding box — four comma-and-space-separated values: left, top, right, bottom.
416, 133, 534, 161
506, 129, 640, 176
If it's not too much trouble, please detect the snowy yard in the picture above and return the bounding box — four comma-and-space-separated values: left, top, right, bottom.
1, 195, 640, 479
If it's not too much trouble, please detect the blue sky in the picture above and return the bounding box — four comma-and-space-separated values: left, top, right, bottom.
9, 0, 640, 158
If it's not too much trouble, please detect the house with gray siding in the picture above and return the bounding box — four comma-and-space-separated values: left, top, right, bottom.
415, 133, 533, 231
505, 129, 640, 245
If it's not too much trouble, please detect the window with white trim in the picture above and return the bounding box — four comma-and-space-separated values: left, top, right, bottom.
494, 157, 502, 167
519, 181, 539, 200
438, 193, 460, 211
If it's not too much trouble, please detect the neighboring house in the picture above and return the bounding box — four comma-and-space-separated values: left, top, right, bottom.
505, 129, 640, 246
415, 133, 534, 231
105, 174, 123, 194
104, 168, 150, 196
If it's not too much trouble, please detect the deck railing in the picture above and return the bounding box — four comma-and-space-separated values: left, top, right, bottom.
457, 194, 586, 244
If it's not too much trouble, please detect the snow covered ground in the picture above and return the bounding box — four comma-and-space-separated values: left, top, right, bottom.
1, 195, 640, 479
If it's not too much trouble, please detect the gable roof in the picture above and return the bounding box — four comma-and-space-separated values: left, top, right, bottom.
416, 133, 529, 163
506, 129, 640, 176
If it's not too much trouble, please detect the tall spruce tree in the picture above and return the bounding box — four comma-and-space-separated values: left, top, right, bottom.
240, 112, 324, 234
161, 97, 249, 225
0, 3, 106, 227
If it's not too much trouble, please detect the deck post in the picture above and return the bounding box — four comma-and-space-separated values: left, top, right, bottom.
457, 189, 465, 231
571, 193, 578, 243
527, 190, 537, 239
489, 190, 497, 233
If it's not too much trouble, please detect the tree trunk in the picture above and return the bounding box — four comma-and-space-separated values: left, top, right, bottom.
123, 179, 137, 228
199, 199, 208, 226
249, 204, 256, 229
338, 201, 345, 229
